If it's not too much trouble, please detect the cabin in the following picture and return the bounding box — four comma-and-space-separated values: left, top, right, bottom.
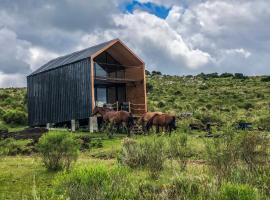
27, 39, 147, 127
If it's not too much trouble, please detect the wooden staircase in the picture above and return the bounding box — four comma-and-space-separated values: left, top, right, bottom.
130, 123, 144, 135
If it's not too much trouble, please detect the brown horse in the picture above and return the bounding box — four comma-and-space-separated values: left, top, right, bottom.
146, 113, 176, 133
140, 112, 163, 133
92, 107, 134, 135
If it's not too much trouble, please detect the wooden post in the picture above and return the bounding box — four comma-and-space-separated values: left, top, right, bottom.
89, 116, 98, 133
116, 101, 119, 111
46, 123, 50, 130
71, 119, 76, 132
128, 101, 131, 113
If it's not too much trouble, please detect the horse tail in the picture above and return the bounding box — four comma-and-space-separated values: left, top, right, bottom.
145, 114, 159, 131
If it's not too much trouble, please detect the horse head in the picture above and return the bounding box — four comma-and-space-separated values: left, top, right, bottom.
171, 115, 177, 130
91, 107, 110, 116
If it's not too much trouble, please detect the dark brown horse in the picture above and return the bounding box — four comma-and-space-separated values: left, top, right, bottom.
146, 113, 176, 133
140, 112, 163, 133
92, 107, 134, 135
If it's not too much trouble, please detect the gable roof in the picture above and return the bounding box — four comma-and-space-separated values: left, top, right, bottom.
29, 39, 119, 76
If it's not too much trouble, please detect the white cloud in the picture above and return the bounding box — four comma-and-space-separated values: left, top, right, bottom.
225, 49, 251, 59
0, 27, 31, 74
0, 0, 270, 87
0, 72, 26, 88
28, 47, 59, 71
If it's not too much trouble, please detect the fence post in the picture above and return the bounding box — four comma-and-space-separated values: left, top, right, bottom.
71, 119, 76, 132
128, 101, 131, 113
116, 101, 119, 111
89, 116, 98, 133
46, 123, 50, 130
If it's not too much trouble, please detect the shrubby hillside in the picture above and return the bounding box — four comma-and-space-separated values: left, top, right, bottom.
0, 88, 27, 129
147, 73, 270, 129
1, 73, 270, 129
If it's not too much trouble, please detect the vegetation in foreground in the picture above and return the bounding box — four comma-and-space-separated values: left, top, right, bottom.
0, 72, 270, 199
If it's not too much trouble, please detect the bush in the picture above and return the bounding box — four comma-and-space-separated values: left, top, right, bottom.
220, 183, 259, 200
234, 73, 247, 79
118, 137, 165, 179
205, 135, 237, 185
138, 175, 214, 200
146, 82, 154, 93
55, 165, 138, 200
239, 102, 254, 110
0, 107, 5, 119
0, 138, 33, 155
141, 137, 165, 179
236, 132, 269, 172
2, 109, 27, 125
151, 70, 162, 76
256, 116, 270, 131
168, 175, 214, 200
0, 123, 8, 133
38, 132, 80, 171
168, 134, 192, 171
118, 138, 147, 168
220, 73, 234, 78
261, 76, 270, 82
157, 100, 166, 108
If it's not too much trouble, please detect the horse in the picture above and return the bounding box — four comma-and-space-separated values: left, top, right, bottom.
92, 107, 134, 136
140, 112, 163, 133
145, 113, 176, 133
92, 107, 113, 129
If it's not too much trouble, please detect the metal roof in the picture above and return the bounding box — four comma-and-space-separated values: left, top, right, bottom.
29, 39, 117, 76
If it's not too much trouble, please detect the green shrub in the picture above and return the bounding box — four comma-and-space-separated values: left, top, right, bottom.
141, 137, 166, 179
205, 135, 237, 185
0, 138, 33, 155
220, 183, 259, 200
0, 123, 8, 133
256, 116, 270, 131
2, 109, 27, 125
239, 102, 254, 110
261, 76, 270, 82
38, 132, 80, 171
234, 73, 247, 79
157, 100, 166, 108
236, 132, 269, 172
119, 137, 165, 179
138, 175, 214, 200
169, 175, 214, 200
0, 107, 5, 119
168, 134, 192, 171
146, 82, 154, 93
90, 138, 103, 148
55, 165, 138, 200
118, 137, 147, 168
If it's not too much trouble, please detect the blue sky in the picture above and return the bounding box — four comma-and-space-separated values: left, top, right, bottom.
123, 1, 171, 19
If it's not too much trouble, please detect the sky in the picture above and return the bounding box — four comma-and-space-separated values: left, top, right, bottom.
0, 0, 270, 87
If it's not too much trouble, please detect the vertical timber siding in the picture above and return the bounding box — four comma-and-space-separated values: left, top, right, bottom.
27, 58, 92, 126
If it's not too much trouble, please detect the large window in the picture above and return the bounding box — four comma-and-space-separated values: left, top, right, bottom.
95, 87, 107, 106
94, 63, 107, 77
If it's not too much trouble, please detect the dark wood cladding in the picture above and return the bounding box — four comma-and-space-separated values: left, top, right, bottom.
27, 58, 92, 126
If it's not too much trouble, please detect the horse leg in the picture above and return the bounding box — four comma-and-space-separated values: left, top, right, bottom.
126, 122, 131, 137
142, 120, 146, 133
156, 125, 159, 134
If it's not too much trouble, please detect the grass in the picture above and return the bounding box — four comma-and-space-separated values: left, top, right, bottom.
0, 153, 116, 199
0, 74, 270, 199
0, 131, 209, 199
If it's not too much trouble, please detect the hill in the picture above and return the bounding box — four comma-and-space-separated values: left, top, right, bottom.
1, 74, 270, 129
